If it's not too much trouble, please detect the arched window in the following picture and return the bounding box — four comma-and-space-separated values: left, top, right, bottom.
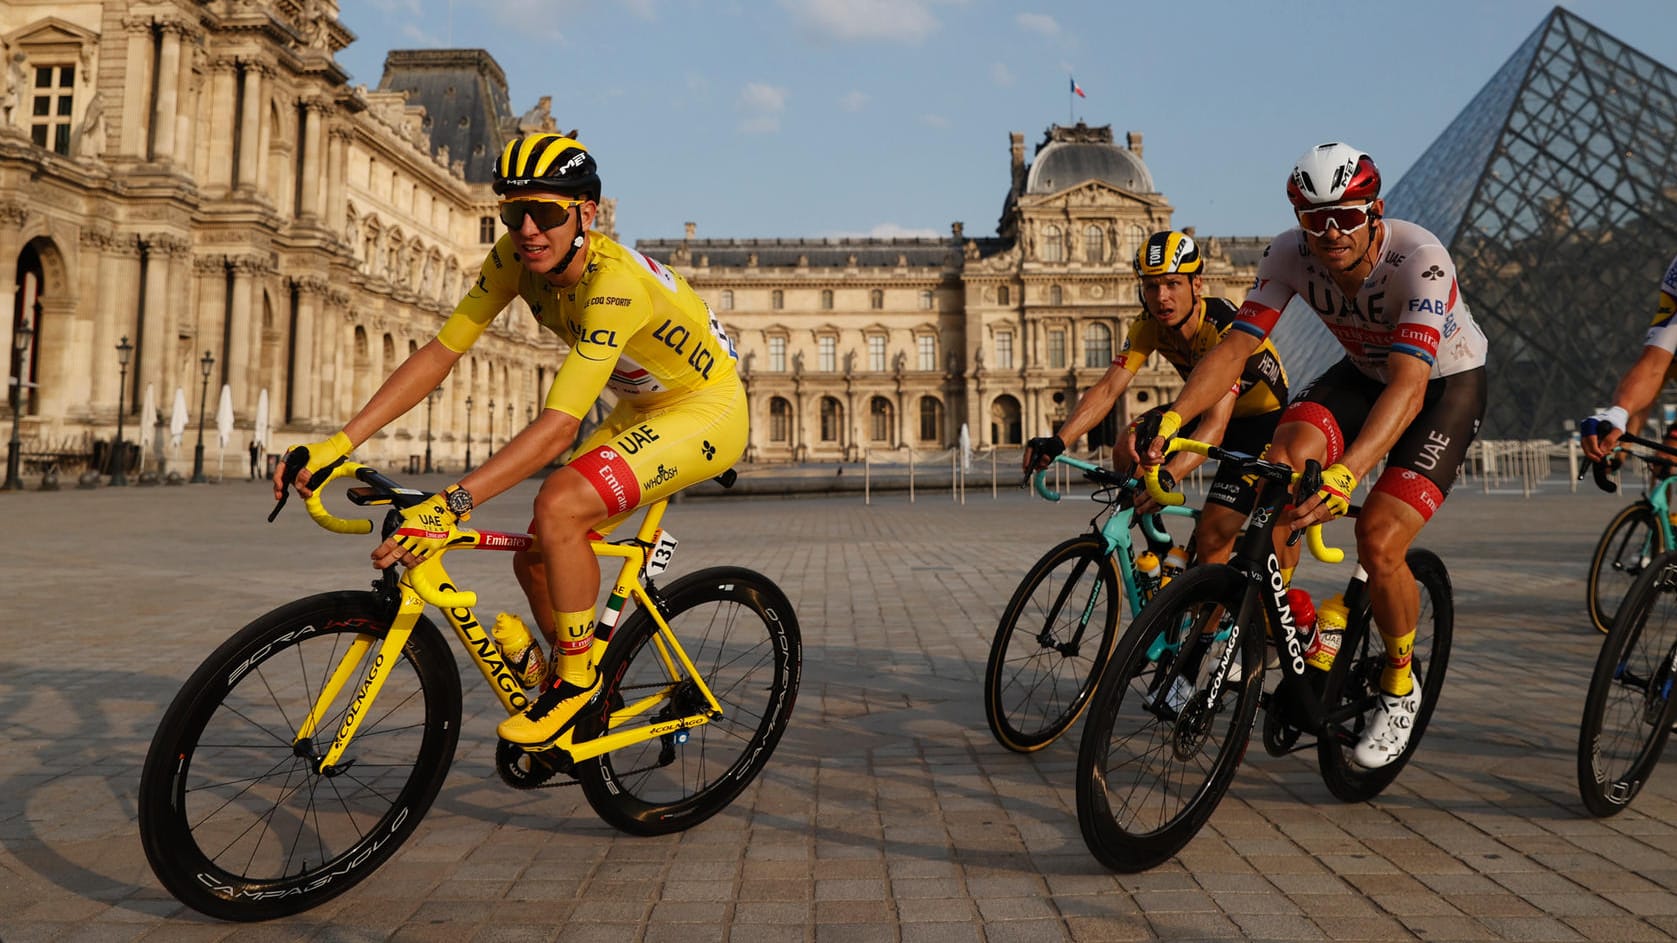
820, 396, 843, 442
1041, 225, 1063, 262
1084, 322, 1113, 368
990, 395, 1023, 445
769, 397, 792, 442
720, 289, 734, 310
997, 285, 1010, 306
1084, 225, 1105, 262
869, 396, 894, 442
1050, 284, 1063, 306
870, 288, 884, 310
918, 396, 945, 443
919, 289, 933, 310
821, 289, 834, 310
772, 289, 784, 310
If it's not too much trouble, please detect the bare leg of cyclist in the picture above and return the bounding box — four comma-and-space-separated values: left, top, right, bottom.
1355, 495, 1425, 692
1192, 503, 1246, 564
499, 468, 610, 747
1351, 493, 1427, 767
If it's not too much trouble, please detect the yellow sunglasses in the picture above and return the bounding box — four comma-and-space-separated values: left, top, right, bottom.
499, 196, 585, 231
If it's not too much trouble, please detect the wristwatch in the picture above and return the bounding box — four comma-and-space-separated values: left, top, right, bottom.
442, 484, 474, 521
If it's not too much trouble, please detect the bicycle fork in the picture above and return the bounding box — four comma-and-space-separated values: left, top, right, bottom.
294, 594, 424, 775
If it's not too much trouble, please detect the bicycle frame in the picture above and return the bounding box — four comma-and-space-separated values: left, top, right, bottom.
293, 461, 726, 773
1034, 453, 1198, 619
1144, 440, 1350, 736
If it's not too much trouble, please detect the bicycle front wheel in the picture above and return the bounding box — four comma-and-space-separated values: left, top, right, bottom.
575, 566, 802, 836
1578, 550, 1677, 817
137, 591, 461, 921
1317, 549, 1453, 802
1588, 502, 1664, 635
984, 535, 1124, 752
1075, 565, 1262, 872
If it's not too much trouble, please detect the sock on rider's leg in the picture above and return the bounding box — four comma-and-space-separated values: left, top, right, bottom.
1378, 629, 1415, 696
554, 608, 598, 687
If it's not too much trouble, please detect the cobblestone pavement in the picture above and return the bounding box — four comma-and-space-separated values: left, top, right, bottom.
3, 470, 1676, 942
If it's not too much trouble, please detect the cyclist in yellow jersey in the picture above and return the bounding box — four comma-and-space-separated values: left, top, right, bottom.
1024, 231, 1289, 564
275, 133, 748, 748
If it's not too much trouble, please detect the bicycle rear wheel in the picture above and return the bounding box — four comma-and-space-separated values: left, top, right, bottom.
984, 535, 1124, 752
137, 591, 461, 921
1578, 550, 1677, 817
1588, 502, 1663, 635
575, 566, 801, 836
1317, 549, 1453, 801
1075, 565, 1262, 872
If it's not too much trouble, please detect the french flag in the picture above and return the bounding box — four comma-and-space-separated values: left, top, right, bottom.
1070, 77, 1086, 98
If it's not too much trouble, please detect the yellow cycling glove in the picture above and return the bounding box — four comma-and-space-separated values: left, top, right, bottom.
391, 493, 459, 563
1155, 410, 1183, 444
1316, 463, 1357, 517
298, 431, 354, 479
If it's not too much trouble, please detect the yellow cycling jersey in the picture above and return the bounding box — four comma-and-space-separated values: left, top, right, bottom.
1118, 296, 1288, 419
438, 232, 741, 419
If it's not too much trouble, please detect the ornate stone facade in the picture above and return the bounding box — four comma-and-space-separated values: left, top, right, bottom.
0, 2, 563, 477
639, 124, 1261, 462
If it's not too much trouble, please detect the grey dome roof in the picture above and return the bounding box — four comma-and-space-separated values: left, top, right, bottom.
1025, 139, 1153, 195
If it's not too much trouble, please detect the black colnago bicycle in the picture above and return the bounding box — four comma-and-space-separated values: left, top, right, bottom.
1578, 432, 1677, 816
1074, 436, 1454, 872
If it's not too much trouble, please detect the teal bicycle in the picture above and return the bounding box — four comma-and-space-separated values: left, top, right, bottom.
983, 454, 1199, 752
1586, 447, 1677, 634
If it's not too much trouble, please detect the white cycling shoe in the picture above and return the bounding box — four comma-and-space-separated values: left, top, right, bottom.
1352, 688, 1420, 769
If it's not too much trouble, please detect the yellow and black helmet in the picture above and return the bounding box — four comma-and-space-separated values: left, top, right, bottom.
493, 133, 600, 200
1133, 230, 1204, 277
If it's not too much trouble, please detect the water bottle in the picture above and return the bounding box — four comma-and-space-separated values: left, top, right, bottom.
491, 612, 548, 689
1306, 593, 1349, 671
1136, 551, 1162, 594
1286, 588, 1316, 643
1162, 545, 1190, 584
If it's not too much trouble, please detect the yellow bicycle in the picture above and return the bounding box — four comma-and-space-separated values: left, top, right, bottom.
137, 457, 801, 921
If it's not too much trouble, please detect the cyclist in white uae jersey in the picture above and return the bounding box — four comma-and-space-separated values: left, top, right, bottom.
1131, 142, 1488, 769
1579, 252, 1677, 461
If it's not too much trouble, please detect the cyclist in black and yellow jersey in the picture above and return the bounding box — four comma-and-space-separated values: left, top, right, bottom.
1025, 230, 1289, 564
275, 133, 748, 748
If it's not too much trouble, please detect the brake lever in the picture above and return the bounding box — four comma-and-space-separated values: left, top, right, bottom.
268, 449, 309, 522
1286, 459, 1323, 547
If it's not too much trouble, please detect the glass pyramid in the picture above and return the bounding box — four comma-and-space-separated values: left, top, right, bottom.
1383, 6, 1677, 439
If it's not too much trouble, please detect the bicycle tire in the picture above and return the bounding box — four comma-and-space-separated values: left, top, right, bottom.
1587, 502, 1664, 635
137, 591, 461, 921
984, 535, 1124, 752
1578, 550, 1677, 817
575, 566, 801, 836
1075, 564, 1263, 872
1317, 549, 1453, 802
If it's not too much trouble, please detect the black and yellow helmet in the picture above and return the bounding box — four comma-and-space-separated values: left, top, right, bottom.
493, 133, 600, 200
1133, 230, 1204, 277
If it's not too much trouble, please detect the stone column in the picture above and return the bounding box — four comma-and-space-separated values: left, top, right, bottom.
326, 127, 350, 236
118, 17, 152, 158
300, 101, 326, 220
205, 61, 237, 190
173, 31, 203, 166
289, 276, 328, 425
150, 25, 182, 161
137, 235, 181, 413
226, 257, 255, 400
235, 62, 262, 191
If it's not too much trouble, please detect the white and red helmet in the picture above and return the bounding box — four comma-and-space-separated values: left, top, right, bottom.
1286, 142, 1381, 209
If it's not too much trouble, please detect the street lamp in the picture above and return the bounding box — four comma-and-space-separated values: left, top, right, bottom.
191, 350, 214, 483
3, 316, 34, 491
464, 394, 474, 471
111, 336, 134, 485
424, 385, 441, 473
487, 398, 495, 458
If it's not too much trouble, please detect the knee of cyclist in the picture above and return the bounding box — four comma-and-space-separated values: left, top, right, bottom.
1354, 530, 1409, 578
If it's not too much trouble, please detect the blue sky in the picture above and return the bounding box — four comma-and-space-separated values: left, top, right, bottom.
336, 1, 1676, 245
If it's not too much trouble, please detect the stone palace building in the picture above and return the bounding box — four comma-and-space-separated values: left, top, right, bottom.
2, 0, 1259, 481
